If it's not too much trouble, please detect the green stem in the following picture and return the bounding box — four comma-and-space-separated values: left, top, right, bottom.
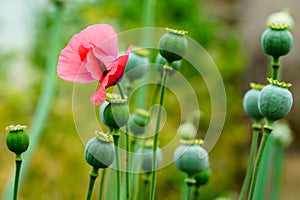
113, 135, 121, 200
86, 168, 98, 200
140, 173, 151, 200
248, 126, 272, 200
239, 122, 261, 200
98, 169, 106, 200
125, 127, 130, 200
271, 142, 284, 200
117, 83, 126, 100
149, 65, 170, 200
13, 156, 22, 200
271, 57, 280, 81
254, 134, 273, 199
185, 185, 192, 200
2, 5, 65, 200
193, 187, 200, 200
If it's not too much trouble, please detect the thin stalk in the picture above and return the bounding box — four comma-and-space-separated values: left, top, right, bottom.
185, 185, 192, 200
248, 127, 271, 200
149, 66, 169, 200
254, 134, 274, 199
271, 142, 284, 200
140, 173, 151, 200
271, 57, 280, 81
125, 126, 130, 200
98, 169, 107, 200
113, 135, 121, 200
193, 187, 200, 200
239, 123, 261, 200
13, 156, 22, 200
86, 168, 98, 200
2, 5, 65, 200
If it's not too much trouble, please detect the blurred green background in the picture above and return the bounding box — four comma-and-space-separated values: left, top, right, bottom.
0, 0, 299, 199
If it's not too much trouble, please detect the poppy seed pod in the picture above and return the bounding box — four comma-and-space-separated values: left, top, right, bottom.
258, 80, 293, 123
136, 146, 163, 172
159, 28, 188, 63
261, 28, 293, 59
99, 94, 129, 129
124, 48, 150, 81
6, 125, 29, 156
84, 132, 115, 169
174, 144, 209, 177
129, 109, 150, 135
243, 84, 264, 122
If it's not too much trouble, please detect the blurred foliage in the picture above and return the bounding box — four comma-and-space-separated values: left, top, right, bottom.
0, 0, 250, 199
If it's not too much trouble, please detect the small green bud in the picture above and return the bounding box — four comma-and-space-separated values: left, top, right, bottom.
159, 28, 188, 63
155, 53, 181, 75
194, 167, 211, 187
6, 125, 29, 156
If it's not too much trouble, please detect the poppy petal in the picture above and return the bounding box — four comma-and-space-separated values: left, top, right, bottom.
90, 84, 107, 105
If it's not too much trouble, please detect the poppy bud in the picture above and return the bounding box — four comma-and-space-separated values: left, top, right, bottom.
159, 28, 188, 63
6, 125, 29, 157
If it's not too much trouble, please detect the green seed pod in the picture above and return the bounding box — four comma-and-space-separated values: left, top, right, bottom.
159, 28, 188, 63
174, 144, 208, 177
258, 80, 293, 123
155, 53, 181, 76
99, 94, 129, 129
261, 28, 293, 59
194, 167, 211, 187
242, 84, 264, 121
177, 122, 197, 140
6, 125, 29, 155
129, 109, 150, 135
84, 132, 115, 169
136, 145, 163, 172
124, 48, 150, 81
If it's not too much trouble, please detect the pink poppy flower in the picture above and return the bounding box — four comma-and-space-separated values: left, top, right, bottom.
57, 24, 131, 104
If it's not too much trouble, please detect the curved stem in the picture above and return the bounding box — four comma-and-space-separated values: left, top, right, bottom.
13, 156, 22, 200
149, 65, 169, 200
113, 135, 121, 200
2, 5, 65, 200
98, 169, 106, 200
86, 168, 98, 200
248, 127, 271, 200
239, 123, 261, 200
